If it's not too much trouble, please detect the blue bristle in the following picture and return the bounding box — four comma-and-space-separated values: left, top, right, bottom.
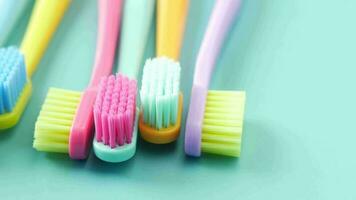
0, 46, 27, 114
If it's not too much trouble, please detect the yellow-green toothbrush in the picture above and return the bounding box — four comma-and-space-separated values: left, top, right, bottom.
0, 0, 71, 129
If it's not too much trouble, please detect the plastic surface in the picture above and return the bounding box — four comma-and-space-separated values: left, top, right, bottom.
93, 108, 139, 163
139, 93, 183, 144
69, 0, 122, 159
0, 0, 32, 45
117, 0, 155, 79
0, 0, 70, 129
185, 0, 242, 157
33, 88, 81, 153
156, 0, 189, 60
21, 0, 71, 78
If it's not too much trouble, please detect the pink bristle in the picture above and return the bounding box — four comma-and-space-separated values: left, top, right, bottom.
124, 115, 130, 141
102, 76, 115, 145
94, 77, 108, 141
117, 111, 125, 146
125, 109, 132, 143
94, 73, 137, 148
108, 93, 118, 148
108, 113, 116, 148
94, 108, 102, 142
101, 109, 109, 145
119, 103, 126, 145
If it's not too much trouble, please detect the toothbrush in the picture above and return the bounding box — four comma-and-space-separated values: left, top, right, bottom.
184, 0, 246, 157
93, 74, 138, 163
93, 0, 155, 163
0, 0, 32, 45
0, 0, 71, 130
138, 0, 189, 144
33, 0, 123, 159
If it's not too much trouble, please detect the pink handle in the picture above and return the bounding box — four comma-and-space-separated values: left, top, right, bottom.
69, 0, 123, 159
193, 0, 242, 89
89, 0, 123, 88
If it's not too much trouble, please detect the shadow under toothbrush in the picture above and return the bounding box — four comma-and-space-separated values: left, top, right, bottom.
184, 153, 240, 167
44, 153, 86, 169
0, 126, 17, 141
43, 149, 135, 174
85, 152, 136, 174
180, 120, 283, 174
136, 136, 178, 156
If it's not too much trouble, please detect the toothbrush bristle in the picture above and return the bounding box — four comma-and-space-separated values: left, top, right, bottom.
0, 47, 27, 114
94, 74, 137, 148
33, 88, 81, 153
201, 91, 245, 157
140, 57, 181, 129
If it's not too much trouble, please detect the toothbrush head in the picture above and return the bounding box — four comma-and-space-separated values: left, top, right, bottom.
185, 90, 246, 157
93, 74, 138, 163
0, 46, 32, 130
138, 57, 183, 144
33, 88, 81, 153
33, 87, 99, 160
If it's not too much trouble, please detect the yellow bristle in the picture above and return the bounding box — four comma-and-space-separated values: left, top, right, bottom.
201, 90, 245, 157
33, 88, 81, 153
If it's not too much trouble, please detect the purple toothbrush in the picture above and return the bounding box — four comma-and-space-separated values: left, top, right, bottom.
185, 0, 245, 157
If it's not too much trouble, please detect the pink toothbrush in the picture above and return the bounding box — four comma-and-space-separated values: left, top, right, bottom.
33, 0, 123, 159
185, 0, 246, 157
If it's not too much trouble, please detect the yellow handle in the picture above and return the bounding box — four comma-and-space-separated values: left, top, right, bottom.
20, 0, 71, 78
156, 0, 189, 60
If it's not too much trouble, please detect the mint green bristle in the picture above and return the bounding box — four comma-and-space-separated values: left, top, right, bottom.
140, 57, 181, 130
162, 95, 170, 127
201, 90, 245, 157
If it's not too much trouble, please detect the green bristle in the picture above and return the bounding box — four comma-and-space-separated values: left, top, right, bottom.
201, 90, 245, 157
33, 88, 81, 153
140, 57, 181, 129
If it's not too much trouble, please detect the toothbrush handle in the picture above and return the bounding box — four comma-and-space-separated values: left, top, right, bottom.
185, 0, 242, 157
156, 0, 189, 60
20, 0, 71, 78
0, 0, 31, 45
89, 0, 123, 88
193, 0, 242, 88
118, 0, 155, 80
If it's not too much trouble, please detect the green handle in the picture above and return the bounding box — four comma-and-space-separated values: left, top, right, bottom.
117, 0, 155, 79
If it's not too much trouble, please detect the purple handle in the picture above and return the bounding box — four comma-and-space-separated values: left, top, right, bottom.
193, 0, 241, 88
185, 0, 242, 157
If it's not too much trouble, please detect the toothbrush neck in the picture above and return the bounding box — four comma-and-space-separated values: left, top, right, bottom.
89, 0, 123, 88
193, 0, 242, 88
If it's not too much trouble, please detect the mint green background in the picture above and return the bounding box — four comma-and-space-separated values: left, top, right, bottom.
1, 0, 355, 199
